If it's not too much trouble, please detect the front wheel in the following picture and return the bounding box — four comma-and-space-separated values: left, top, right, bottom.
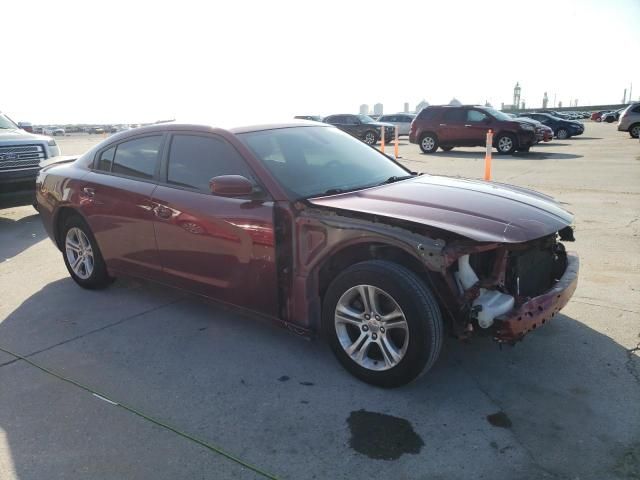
323, 260, 443, 388
62, 215, 113, 289
363, 131, 378, 145
556, 128, 569, 140
495, 133, 517, 154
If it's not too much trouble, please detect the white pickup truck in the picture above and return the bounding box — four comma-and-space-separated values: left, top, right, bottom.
0, 111, 61, 207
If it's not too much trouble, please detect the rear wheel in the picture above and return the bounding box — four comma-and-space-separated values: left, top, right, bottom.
323, 260, 443, 388
62, 215, 113, 289
629, 124, 640, 138
419, 133, 438, 153
495, 133, 517, 154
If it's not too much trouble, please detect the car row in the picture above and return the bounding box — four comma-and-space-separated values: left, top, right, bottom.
35, 120, 579, 387
517, 112, 584, 139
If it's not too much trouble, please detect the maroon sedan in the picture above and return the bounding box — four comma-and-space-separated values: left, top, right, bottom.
36, 122, 579, 387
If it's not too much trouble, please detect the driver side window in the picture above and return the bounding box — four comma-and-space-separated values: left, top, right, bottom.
167, 134, 254, 192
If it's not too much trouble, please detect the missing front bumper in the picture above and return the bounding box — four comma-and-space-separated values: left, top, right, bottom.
493, 252, 579, 342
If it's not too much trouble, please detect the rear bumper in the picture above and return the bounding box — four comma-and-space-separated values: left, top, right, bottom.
493, 252, 579, 342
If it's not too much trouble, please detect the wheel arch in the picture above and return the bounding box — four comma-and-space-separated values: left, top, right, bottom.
53, 206, 87, 251
313, 241, 450, 332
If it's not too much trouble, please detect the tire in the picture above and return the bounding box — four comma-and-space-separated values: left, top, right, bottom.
61, 214, 113, 289
323, 260, 443, 388
495, 133, 517, 155
440, 146, 454, 151
419, 133, 438, 154
363, 130, 378, 145
556, 128, 569, 140
629, 124, 640, 139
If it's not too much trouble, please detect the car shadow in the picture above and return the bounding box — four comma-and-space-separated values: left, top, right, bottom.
571, 136, 603, 140
0, 278, 638, 479
0, 210, 46, 263
426, 150, 583, 160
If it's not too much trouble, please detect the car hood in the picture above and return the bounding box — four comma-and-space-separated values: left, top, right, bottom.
0, 128, 51, 143
308, 175, 573, 243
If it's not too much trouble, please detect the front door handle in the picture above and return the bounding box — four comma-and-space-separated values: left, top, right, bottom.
439, 124, 447, 126
153, 205, 172, 219
464, 124, 473, 127
82, 187, 95, 197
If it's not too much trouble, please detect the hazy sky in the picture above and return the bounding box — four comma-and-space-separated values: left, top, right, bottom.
3, 0, 639, 125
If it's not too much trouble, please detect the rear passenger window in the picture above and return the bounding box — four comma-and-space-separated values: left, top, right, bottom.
442, 109, 466, 122
97, 146, 115, 171
112, 136, 163, 180
167, 134, 254, 192
417, 108, 436, 121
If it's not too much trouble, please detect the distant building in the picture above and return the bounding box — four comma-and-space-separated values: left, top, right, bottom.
359, 104, 369, 115
449, 98, 462, 106
558, 101, 563, 108
521, 101, 525, 109
513, 82, 521, 109
542, 92, 549, 109
403, 102, 410, 113
416, 100, 429, 113
484, 100, 493, 108
373, 103, 383, 115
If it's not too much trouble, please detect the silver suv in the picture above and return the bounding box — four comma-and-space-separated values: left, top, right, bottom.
1, 111, 61, 207
617, 103, 640, 138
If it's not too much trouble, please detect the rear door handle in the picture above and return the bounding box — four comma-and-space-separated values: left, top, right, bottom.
464, 124, 473, 127
439, 124, 447, 126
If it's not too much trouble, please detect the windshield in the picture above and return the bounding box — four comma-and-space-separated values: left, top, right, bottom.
357, 115, 376, 124
239, 126, 411, 198
0, 113, 18, 129
483, 108, 513, 121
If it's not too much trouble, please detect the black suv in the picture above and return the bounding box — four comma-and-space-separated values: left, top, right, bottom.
517, 113, 584, 139
409, 105, 537, 154
323, 114, 395, 145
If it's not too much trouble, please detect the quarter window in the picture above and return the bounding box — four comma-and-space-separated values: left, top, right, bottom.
111, 136, 163, 180
167, 134, 254, 192
97, 146, 115, 171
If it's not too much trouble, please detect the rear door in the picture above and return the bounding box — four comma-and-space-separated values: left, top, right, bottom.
151, 131, 279, 316
81, 134, 165, 279
438, 108, 467, 145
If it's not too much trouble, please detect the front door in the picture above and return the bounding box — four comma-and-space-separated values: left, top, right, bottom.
464, 109, 492, 146
151, 132, 279, 316
80, 134, 165, 279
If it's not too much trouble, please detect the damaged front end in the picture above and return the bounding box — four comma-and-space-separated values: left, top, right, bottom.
443, 228, 578, 343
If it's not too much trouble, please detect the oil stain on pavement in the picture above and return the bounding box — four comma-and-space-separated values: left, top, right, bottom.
347, 409, 424, 460
487, 411, 512, 429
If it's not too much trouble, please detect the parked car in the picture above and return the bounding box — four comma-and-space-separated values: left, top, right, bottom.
88, 127, 105, 134
377, 113, 416, 136
409, 105, 537, 154
617, 102, 640, 138
35, 122, 579, 387
52, 128, 66, 136
511, 116, 553, 143
0, 111, 61, 207
602, 107, 626, 123
294, 115, 323, 122
324, 114, 395, 145
591, 111, 609, 122
517, 113, 584, 139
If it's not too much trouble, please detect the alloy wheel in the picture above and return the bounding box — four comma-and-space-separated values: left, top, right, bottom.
498, 136, 513, 152
364, 132, 376, 145
421, 136, 435, 151
334, 285, 409, 371
65, 227, 94, 280
631, 125, 640, 138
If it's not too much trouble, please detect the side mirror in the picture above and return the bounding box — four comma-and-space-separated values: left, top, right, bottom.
209, 175, 253, 196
